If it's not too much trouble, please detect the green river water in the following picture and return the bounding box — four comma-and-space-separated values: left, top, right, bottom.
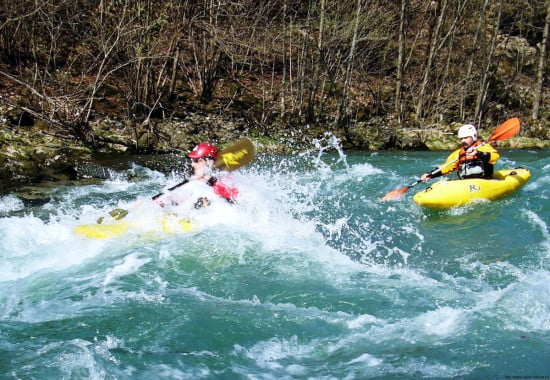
1, 139, 549, 379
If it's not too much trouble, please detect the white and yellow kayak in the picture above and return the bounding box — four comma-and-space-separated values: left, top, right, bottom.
413, 168, 531, 210
74, 214, 193, 239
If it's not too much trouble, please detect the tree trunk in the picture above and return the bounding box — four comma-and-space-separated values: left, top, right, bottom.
532, 0, 550, 120
169, 47, 180, 97
280, 0, 287, 116
435, 0, 468, 113
395, 0, 407, 124
336, 0, 362, 126
474, 0, 503, 127
415, 0, 448, 120
307, 0, 325, 123
460, 0, 489, 121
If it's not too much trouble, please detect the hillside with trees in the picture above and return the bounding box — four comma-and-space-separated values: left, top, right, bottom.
0, 0, 549, 188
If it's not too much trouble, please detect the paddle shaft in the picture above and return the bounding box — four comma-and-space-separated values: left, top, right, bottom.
151, 179, 189, 200
404, 178, 424, 191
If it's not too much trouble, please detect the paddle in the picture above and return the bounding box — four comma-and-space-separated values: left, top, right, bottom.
381, 118, 521, 201
98, 137, 256, 223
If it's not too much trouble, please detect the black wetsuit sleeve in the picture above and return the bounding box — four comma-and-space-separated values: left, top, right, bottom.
477, 151, 491, 162
428, 167, 443, 178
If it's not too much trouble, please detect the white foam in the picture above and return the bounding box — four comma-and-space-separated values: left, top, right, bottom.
103, 252, 152, 285
233, 335, 314, 370
347, 313, 380, 329
524, 210, 550, 254
0, 215, 107, 282
0, 194, 24, 213
489, 272, 550, 332
349, 162, 384, 176
348, 353, 383, 366
412, 306, 465, 337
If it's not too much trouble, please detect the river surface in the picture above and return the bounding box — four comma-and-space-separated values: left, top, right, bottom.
1, 140, 549, 379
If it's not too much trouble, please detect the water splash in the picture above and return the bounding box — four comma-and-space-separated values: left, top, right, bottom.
311, 132, 349, 170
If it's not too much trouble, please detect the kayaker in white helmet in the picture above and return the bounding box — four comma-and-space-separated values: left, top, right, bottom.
420, 123, 500, 181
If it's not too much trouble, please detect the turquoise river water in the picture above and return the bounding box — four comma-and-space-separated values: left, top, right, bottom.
0, 139, 549, 379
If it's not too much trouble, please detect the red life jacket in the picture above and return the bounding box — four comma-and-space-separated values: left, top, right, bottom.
210, 177, 239, 202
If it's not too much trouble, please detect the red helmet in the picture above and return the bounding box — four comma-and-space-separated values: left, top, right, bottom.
187, 142, 218, 159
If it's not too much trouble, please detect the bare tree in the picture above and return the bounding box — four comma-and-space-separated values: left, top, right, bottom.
532, 0, 550, 120
459, 0, 490, 121
306, 0, 325, 123
414, 0, 448, 120
335, 0, 362, 126
473, 0, 503, 126
1, 0, 548, 150
395, 0, 407, 124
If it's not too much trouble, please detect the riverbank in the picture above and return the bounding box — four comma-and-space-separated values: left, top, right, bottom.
1, 114, 548, 199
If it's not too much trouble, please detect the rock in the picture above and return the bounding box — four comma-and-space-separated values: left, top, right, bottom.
402, 140, 429, 150
380, 134, 402, 150
0, 125, 93, 194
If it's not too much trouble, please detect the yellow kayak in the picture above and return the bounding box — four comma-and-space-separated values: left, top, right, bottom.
413, 168, 531, 210
74, 214, 193, 239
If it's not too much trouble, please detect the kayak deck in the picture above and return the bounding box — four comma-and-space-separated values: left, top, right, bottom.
413, 168, 531, 210
75, 215, 193, 239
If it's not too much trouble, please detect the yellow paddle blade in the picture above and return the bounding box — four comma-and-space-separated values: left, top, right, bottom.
214, 137, 256, 171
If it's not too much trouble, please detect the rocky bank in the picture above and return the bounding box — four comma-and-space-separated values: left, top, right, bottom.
1, 110, 548, 201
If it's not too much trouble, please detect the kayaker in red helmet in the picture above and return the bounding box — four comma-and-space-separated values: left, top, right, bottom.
421, 124, 500, 181
154, 142, 239, 208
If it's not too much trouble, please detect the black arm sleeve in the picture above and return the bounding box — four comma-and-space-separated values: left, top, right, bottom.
477, 151, 491, 162
428, 167, 443, 178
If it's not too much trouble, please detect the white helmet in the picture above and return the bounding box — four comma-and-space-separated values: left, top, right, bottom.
458, 124, 477, 141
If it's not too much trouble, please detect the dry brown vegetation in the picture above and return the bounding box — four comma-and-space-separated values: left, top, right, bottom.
0, 0, 549, 153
